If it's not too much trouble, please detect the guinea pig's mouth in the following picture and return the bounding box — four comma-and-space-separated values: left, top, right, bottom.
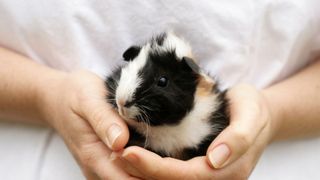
117, 105, 148, 124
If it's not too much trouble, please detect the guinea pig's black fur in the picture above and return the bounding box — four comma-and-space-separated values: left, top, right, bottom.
105, 32, 229, 160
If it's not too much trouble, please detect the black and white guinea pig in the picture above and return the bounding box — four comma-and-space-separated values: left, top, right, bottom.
106, 32, 229, 160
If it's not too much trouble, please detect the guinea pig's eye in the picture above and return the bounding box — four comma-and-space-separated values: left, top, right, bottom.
157, 76, 168, 87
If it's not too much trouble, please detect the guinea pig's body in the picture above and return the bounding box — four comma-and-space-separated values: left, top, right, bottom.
106, 32, 229, 160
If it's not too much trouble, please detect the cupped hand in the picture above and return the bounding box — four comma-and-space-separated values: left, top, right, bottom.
117, 84, 280, 180
39, 70, 136, 179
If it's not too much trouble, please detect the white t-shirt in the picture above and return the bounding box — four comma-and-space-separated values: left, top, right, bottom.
1, 0, 320, 88
0, 0, 320, 179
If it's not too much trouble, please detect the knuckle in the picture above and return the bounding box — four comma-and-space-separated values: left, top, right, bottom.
76, 145, 99, 170
235, 165, 251, 180
146, 161, 169, 179
178, 168, 191, 180
80, 152, 97, 169
99, 174, 111, 180
171, 163, 196, 180
76, 89, 92, 110
222, 167, 250, 180
234, 130, 252, 150
191, 170, 214, 180
191, 173, 206, 180
148, 166, 161, 178
90, 109, 108, 134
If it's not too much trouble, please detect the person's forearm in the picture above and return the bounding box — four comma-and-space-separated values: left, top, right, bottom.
0, 47, 66, 123
263, 60, 320, 140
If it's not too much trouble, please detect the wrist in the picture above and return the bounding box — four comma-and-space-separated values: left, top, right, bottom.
261, 87, 285, 142
35, 68, 68, 127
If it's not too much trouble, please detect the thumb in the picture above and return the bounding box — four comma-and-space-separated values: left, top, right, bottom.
206, 85, 265, 169
81, 97, 129, 151
74, 73, 129, 151
206, 124, 256, 169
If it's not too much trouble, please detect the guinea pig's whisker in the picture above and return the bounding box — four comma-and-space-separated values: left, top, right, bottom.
139, 103, 160, 113
137, 113, 149, 148
212, 112, 227, 119
108, 79, 120, 92
137, 105, 151, 148
140, 104, 154, 111
107, 93, 114, 97
107, 98, 116, 102
108, 83, 116, 90
139, 85, 153, 96
108, 89, 116, 94
106, 96, 116, 100
141, 111, 150, 147
107, 91, 116, 97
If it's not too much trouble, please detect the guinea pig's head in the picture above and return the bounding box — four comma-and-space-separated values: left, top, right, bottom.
112, 32, 201, 126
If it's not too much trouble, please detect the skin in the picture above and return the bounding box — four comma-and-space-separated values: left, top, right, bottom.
1, 46, 320, 179
0, 47, 133, 179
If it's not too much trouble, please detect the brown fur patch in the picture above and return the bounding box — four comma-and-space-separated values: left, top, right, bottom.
172, 150, 183, 160
195, 75, 216, 97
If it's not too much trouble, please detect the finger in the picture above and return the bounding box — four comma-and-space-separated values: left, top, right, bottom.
109, 151, 145, 178
75, 73, 129, 151
79, 141, 132, 180
115, 158, 145, 179
122, 146, 186, 179
207, 85, 267, 169
121, 146, 207, 180
84, 103, 129, 151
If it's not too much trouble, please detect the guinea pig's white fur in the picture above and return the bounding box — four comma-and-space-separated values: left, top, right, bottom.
116, 32, 193, 119
115, 32, 223, 157
116, 44, 150, 118
130, 86, 222, 156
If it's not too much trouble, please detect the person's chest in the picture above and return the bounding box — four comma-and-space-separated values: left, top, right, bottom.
0, 0, 316, 88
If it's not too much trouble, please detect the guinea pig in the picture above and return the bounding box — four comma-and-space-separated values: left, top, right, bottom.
105, 32, 229, 160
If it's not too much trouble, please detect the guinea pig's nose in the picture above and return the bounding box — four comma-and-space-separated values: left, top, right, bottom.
124, 100, 135, 108
118, 99, 125, 108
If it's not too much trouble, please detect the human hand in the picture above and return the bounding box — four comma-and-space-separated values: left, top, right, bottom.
39, 70, 137, 179
117, 84, 280, 179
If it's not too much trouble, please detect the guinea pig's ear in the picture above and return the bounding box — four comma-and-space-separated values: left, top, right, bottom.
181, 57, 200, 73
123, 46, 141, 61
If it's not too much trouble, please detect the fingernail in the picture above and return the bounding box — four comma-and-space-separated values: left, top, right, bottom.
106, 124, 122, 149
209, 144, 230, 168
122, 152, 138, 164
